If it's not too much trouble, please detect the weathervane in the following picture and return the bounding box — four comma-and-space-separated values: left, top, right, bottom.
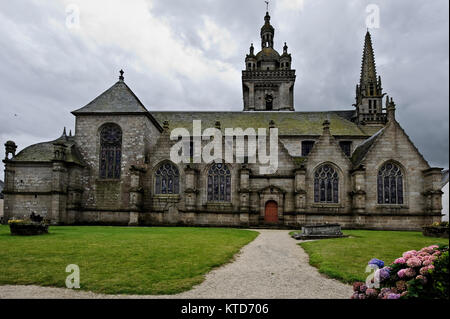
265, 1, 269, 12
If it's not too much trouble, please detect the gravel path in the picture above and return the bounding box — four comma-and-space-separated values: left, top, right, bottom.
0, 229, 352, 299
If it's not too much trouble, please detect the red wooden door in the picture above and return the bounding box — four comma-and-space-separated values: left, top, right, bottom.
264, 201, 278, 223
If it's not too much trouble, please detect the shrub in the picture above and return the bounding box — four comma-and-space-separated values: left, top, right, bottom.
351, 244, 449, 299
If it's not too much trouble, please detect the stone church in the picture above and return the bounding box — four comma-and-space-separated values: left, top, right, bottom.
2, 12, 444, 230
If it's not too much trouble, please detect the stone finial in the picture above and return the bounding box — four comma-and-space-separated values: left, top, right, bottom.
322, 120, 331, 135
250, 43, 254, 55
215, 121, 221, 130
163, 121, 169, 130
269, 120, 276, 129
387, 97, 396, 122
119, 69, 124, 81
283, 42, 288, 53
4, 140, 17, 160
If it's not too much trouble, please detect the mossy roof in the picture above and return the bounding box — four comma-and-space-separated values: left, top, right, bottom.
151, 111, 368, 137
12, 135, 85, 166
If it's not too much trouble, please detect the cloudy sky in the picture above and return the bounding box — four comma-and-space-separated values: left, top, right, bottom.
0, 0, 448, 213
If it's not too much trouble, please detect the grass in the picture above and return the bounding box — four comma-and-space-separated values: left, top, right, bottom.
299, 230, 449, 284
0, 225, 258, 295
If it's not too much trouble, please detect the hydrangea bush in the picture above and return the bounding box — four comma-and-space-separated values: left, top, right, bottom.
351, 244, 449, 299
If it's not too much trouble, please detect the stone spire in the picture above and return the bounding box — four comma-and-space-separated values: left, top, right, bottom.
354, 31, 386, 125
360, 31, 378, 89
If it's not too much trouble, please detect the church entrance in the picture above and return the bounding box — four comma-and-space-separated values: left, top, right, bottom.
264, 201, 278, 223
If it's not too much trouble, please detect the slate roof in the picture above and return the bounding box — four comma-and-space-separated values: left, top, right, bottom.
351, 127, 385, 166
71, 80, 163, 131
72, 80, 149, 114
11, 134, 85, 166
151, 111, 368, 137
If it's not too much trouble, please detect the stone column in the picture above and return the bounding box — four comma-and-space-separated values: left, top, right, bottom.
423, 168, 444, 214
248, 83, 255, 110
239, 166, 251, 225
184, 165, 198, 211
129, 166, 145, 226
294, 168, 306, 213
351, 166, 366, 214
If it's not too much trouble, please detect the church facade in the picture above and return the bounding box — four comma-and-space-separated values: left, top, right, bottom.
2, 12, 444, 230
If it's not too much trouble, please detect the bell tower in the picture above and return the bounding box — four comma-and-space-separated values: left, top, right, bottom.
354, 31, 387, 124
242, 10, 296, 111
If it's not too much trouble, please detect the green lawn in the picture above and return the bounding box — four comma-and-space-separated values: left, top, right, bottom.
0, 225, 258, 295
299, 230, 449, 284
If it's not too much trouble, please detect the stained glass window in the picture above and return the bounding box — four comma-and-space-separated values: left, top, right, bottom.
377, 163, 404, 204
99, 124, 122, 179
207, 163, 231, 202
155, 163, 179, 194
314, 164, 339, 203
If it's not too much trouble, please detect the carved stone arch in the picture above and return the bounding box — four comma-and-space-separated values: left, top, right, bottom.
257, 185, 286, 220
310, 162, 344, 204
205, 162, 232, 202
376, 160, 407, 206
98, 123, 122, 179
153, 160, 180, 195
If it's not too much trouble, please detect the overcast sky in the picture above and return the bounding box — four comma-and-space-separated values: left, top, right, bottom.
0, 0, 448, 209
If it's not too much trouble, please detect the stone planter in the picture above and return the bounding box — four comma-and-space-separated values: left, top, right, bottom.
9, 223, 49, 236
292, 223, 348, 240
422, 226, 449, 238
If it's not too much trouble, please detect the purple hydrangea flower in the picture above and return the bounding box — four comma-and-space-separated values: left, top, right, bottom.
368, 258, 385, 269
387, 293, 401, 300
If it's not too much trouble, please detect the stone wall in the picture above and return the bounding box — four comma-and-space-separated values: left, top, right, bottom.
74, 114, 161, 211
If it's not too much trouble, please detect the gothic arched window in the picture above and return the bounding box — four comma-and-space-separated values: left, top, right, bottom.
155, 162, 179, 194
377, 162, 404, 204
314, 164, 339, 203
207, 163, 231, 202
99, 124, 122, 179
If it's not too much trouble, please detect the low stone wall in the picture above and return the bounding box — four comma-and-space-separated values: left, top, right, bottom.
58, 209, 442, 231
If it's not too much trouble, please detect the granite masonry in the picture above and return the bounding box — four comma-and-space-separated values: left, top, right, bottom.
2, 12, 445, 230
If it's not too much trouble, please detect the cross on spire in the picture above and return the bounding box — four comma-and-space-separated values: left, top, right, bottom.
265, 1, 269, 12
119, 69, 124, 81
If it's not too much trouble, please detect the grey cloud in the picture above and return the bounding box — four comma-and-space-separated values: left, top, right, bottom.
0, 0, 448, 178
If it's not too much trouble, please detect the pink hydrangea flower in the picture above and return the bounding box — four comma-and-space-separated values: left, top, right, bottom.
394, 257, 406, 264
422, 259, 432, 266
404, 268, 416, 277
406, 257, 422, 268
402, 250, 418, 259
420, 266, 430, 275
397, 269, 406, 278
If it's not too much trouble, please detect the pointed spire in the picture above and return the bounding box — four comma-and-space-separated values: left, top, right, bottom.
69, 129, 72, 137
63, 127, 67, 136
360, 31, 378, 89
119, 69, 124, 81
